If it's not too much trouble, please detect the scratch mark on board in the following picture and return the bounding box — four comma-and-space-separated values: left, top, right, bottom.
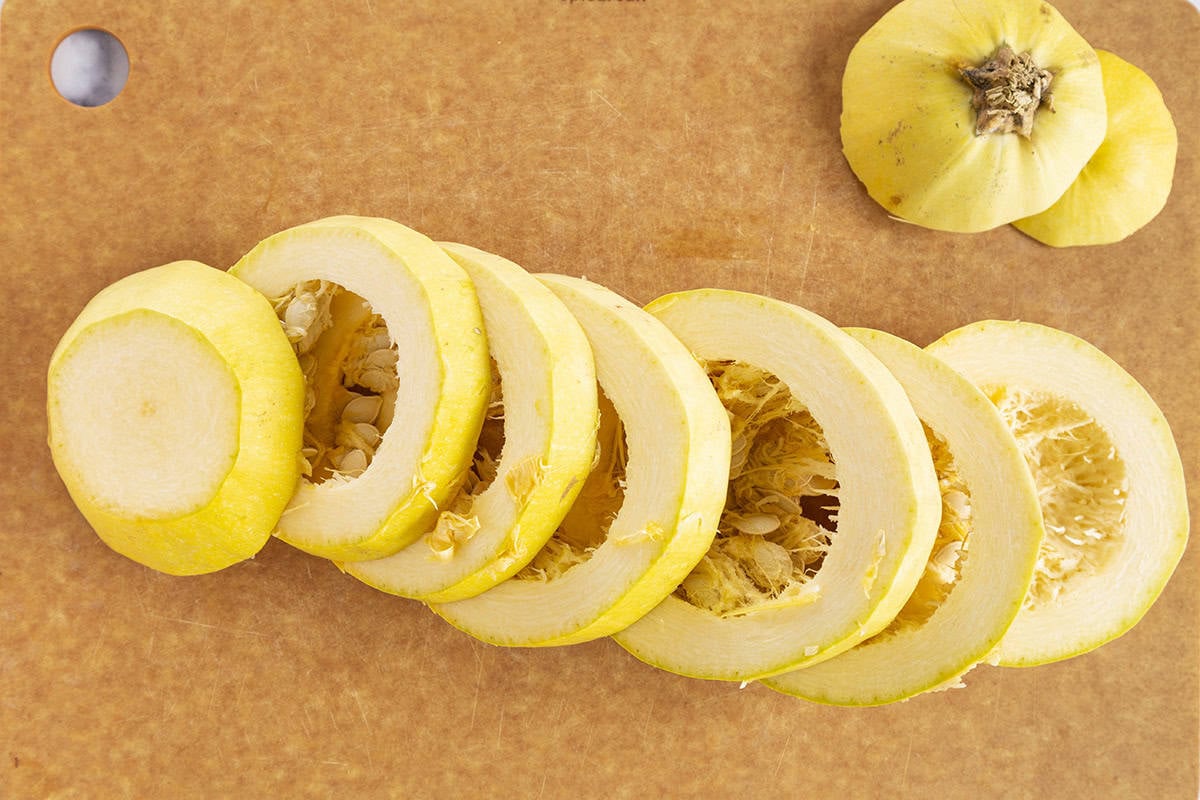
147, 613, 267, 637
233, 672, 250, 711
351, 689, 375, 767
469, 642, 484, 732
773, 731, 794, 777
794, 156, 825, 298
589, 88, 625, 120
300, 702, 315, 739
352, 689, 372, 733
328, 705, 345, 737
639, 695, 657, 740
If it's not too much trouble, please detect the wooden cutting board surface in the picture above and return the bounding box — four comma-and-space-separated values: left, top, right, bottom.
2, 1, 1197, 797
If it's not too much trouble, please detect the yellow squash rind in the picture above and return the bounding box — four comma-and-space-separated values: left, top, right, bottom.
1013, 50, 1178, 247
841, 0, 1106, 232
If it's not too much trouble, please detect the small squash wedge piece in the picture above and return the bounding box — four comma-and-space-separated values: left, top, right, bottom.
927, 320, 1189, 666
612, 291, 941, 682
343, 244, 598, 602
841, 0, 1106, 232
47, 261, 304, 575
229, 216, 491, 562
1013, 50, 1178, 247
430, 275, 730, 647
763, 328, 1044, 705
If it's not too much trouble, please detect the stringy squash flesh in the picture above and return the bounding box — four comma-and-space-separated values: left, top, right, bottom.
990, 388, 1126, 610
676, 361, 839, 618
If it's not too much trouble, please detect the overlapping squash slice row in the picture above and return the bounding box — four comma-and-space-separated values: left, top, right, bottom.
47, 216, 1188, 705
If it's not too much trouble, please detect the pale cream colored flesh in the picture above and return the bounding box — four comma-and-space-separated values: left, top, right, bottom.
51, 310, 240, 519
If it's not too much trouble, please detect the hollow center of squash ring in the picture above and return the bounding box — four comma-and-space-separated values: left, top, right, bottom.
269, 280, 397, 484
990, 387, 1128, 610
425, 360, 505, 559
515, 389, 626, 581
677, 360, 840, 617
866, 423, 974, 644
959, 45, 1054, 138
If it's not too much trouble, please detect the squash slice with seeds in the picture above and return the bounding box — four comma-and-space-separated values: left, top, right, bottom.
343, 244, 598, 602
612, 290, 941, 682
229, 216, 491, 562
927, 320, 1189, 666
430, 275, 730, 647
763, 328, 1044, 705
47, 261, 304, 576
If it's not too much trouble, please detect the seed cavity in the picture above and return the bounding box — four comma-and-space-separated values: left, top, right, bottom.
516, 388, 625, 582
991, 388, 1127, 609
677, 360, 840, 618
424, 360, 505, 560
269, 280, 398, 483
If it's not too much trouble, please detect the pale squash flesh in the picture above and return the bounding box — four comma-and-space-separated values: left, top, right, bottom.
926, 320, 1189, 666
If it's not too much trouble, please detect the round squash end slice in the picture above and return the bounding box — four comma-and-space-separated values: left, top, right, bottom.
47, 261, 304, 576
763, 328, 1044, 705
343, 244, 599, 602
841, 0, 1106, 232
229, 217, 491, 562
612, 291, 942, 682
1013, 50, 1178, 247
927, 320, 1189, 667
429, 276, 731, 647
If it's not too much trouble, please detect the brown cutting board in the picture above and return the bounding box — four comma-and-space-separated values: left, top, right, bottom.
2, 1, 1197, 797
